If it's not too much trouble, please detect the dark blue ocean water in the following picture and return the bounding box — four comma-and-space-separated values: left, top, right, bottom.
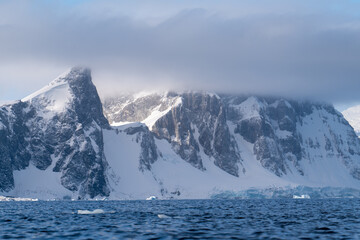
1, 199, 360, 239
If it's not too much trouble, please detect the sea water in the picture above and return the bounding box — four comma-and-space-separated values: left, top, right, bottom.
1, 199, 360, 239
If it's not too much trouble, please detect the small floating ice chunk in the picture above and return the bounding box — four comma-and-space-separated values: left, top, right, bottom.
77, 209, 105, 215
158, 214, 171, 219
146, 196, 157, 200
293, 194, 310, 199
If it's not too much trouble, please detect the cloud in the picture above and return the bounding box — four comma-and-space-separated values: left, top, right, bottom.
0, 0, 360, 103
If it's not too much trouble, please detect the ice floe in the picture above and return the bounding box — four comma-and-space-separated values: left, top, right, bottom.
293, 194, 311, 199
77, 209, 105, 215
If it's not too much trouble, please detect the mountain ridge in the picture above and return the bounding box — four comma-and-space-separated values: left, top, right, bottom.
2, 67, 360, 200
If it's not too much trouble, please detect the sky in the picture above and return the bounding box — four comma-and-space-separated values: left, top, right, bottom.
0, 0, 360, 111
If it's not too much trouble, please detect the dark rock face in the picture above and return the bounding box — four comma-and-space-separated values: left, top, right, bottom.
152, 103, 205, 171
104, 92, 243, 176
124, 125, 158, 171
66, 68, 109, 129
0, 68, 110, 198
180, 93, 241, 176
152, 93, 242, 176
107, 92, 244, 177
0, 101, 32, 192
224, 97, 305, 176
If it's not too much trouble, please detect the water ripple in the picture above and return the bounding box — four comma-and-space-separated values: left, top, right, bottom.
1, 199, 360, 239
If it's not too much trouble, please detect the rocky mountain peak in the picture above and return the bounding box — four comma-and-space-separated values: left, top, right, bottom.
0, 67, 110, 198
65, 67, 109, 129
22, 67, 109, 129
51, 67, 91, 85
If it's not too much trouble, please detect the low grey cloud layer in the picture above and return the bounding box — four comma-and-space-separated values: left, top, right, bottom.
0, 0, 360, 104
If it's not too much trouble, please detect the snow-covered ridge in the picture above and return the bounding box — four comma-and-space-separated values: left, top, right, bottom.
22, 69, 71, 102
22, 67, 91, 101
20, 68, 93, 119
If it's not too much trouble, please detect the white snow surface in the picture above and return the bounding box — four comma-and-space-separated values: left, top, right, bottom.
343, 105, 360, 136
21, 69, 73, 119
2, 158, 73, 200
231, 96, 264, 120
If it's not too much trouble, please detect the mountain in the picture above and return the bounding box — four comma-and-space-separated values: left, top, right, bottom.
2, 68, 360, 200
0, 68, 109, 199
103, 92, 360, 199
342, 105, 360, 136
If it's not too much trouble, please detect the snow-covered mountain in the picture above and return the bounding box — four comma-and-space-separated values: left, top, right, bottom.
0, 68, 109, 199
2, 67, 360, 200
103, 92, 360, 199
342, 105, 360, 136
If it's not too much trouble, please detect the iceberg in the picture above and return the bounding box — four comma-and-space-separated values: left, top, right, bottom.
146, 196, 157, 200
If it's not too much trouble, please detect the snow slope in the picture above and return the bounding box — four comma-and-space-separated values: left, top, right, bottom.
103, 125, 293, 200
6, 159, 73, 200
343, 105, 360, 136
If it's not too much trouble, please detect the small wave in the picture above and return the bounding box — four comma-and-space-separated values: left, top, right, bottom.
77, 209, 105, 215
158, 214, 171, 219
